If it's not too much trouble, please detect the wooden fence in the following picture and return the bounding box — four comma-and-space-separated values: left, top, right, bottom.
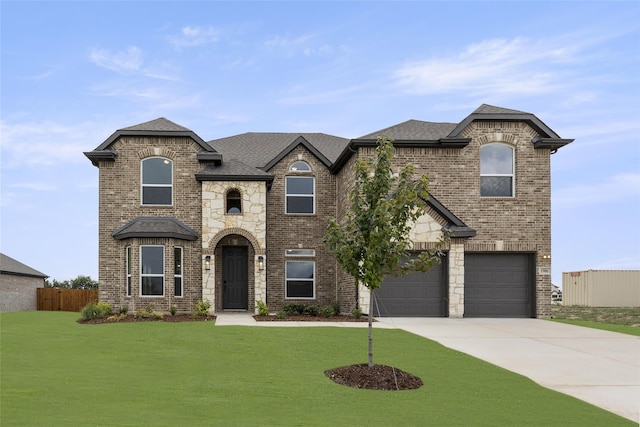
37, 288, 98, 312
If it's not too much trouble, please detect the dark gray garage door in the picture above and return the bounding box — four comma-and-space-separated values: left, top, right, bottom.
464, 253, 534, 318
373, 254, 447, 317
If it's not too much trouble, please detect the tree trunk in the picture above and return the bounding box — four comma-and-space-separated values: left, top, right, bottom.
368, 289, 374, 367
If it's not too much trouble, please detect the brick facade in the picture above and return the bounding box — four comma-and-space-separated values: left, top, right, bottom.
87, 106, 570, 318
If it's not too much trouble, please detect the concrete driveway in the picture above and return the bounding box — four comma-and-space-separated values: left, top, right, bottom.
378, 318, 640, 423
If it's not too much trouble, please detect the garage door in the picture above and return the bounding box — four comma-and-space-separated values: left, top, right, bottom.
464, 253, 534, 318
373, 254, 447, 317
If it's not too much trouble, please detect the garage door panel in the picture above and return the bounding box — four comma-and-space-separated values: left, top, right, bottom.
465, 253, 534, 318
375, 254, 446, 317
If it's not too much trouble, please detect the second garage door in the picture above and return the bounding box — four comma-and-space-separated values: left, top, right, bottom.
373, 254, 447, 317
464, 253, 535, 318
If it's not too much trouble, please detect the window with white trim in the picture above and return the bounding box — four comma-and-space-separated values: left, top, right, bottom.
174, 247, 183, 297
141, 157, 173, 205
285, 249, 315, 299
285, 176, 315, 214
125, 246, 132, 297
289, 161, 311, 172
140, 245, 164, 296
480, 144, 514, 197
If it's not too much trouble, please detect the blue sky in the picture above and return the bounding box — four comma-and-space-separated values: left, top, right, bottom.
1, 1, 639, 288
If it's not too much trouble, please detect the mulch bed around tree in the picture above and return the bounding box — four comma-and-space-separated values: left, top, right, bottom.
77, 314, 216, 324
325, 363, 423, 390
254, 314, 369, 322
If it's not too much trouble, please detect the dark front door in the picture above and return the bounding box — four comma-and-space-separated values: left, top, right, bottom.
222, 246, 248, 310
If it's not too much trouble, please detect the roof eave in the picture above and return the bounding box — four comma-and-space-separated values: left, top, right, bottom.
195, 174, 274, 183
197, 152, 223, 165
84, 150, 117, 167
532, 137, 574, 151
112, 231, 199, 241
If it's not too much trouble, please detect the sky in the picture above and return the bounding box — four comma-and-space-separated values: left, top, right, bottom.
1, 1, 639, 288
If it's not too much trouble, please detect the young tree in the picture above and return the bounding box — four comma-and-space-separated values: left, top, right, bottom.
324, 137, 444, 367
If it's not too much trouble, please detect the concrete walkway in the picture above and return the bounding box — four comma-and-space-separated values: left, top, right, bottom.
215, 313, 639, 423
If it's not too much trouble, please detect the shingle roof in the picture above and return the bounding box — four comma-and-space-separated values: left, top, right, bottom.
471, 104, 530, 115
112, 217, 199, 241
357, 120, 457, 140
207, 132, 350, 169
120, 117, 193, 132
196, 159, 274, 181
0, 253, 48, 278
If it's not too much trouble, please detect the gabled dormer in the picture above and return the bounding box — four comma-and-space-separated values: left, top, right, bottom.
84, 117, 222, 167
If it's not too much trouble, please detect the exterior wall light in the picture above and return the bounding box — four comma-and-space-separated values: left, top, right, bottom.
205, 255, 211, 270
258, 255, 264, 271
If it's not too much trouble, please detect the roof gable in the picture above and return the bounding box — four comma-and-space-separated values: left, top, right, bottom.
207, 132, 349, 170
0, 253, 48, 278
85, 118, 221, 166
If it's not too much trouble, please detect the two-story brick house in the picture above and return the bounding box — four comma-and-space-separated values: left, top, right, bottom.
85, 104, 572, 318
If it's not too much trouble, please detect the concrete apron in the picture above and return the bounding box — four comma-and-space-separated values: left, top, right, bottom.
378, 318, 640, 423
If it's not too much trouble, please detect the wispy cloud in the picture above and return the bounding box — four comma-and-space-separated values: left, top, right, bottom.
168, 25, 221, 48
552, 172, 640, 208
0, 120, 114, 168
89, 46, 143, 74
264, 33, 338, 57
393, 36, 583, 97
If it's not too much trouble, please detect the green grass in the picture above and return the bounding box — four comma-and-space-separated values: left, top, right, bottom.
1, 312, 634, 427
550, 305, 640, 336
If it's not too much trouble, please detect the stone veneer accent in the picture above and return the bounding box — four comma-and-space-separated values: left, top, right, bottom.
202, 181, 267, 314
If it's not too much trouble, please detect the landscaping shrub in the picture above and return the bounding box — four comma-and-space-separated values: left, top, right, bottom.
321, 306, 335, 318
80, 301, 113, 320
331, 299, 341, 316
256, 301, 269, 316
303, 305, 320, 316
351, 306, 362, 319
193, 300, 211, 317
282, 303, 305, 316
170, 305, 177, 316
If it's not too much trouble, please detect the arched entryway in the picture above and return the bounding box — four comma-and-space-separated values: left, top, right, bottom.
214, 234, 255, 312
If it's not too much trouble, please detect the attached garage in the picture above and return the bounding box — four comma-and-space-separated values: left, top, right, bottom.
373, 254, 447, 317
464, 253, 535, 318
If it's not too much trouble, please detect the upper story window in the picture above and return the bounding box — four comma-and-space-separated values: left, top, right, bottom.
226, 189, 242, 214
141, 157, 172, 205
285, 176, 315, 214
480, 144, 514, 197
289, 161, 311, 172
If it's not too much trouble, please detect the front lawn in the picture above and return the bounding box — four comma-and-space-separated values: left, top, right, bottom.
0, 312, 633, 426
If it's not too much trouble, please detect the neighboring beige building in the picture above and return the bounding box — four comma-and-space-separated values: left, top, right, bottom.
0, 253, 48, 312
562, 270, 640, 307
85, 104, 573, 318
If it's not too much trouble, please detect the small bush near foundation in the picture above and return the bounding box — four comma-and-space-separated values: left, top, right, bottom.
351, 307, 363, 319
303, 305, 319, 316
96, 302, 113, 316
321, 306, 335, 318
276, 310, 287, 319
119, 305, 128, 315
169, 305, 177, 316
80, 302, 113, 320
331, 299, 341, 316
283, 303, 306, 315
256, 301, 269, 316
193, 300, 211, 317
107, 314, 127, 322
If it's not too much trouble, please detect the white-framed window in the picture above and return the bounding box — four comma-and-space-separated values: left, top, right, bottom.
174, 247, 183, 297
285, 176, 315, 214
480, 144, 514, 197
140, 245, 164, 297
285, 249, 315, 257
125, 246, 132, 297
285, 248, 315, 299
285, 261, 315, 299
141, 157, 173, 205
226, 189, 242, 214
289, 161, 311, 172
